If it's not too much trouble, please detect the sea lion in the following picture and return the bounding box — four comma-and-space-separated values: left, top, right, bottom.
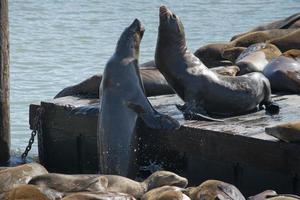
248, 190, 278, 200
3, 184, 50, 200
263, 49, 300, 93
230, 29, 298, 47
268, 29, 300, 52
142, 186, 190, 200
222, 47, 247, 63
155, 6, 279, 121
231, 12, 300, 40
0, 163, 48, 193
98, 19, 180, 177
54, 62, 240, 99
267, 195, 300, 200
27, 171, 187, 199
186, 180, 245, 200
194, 43, 233, 68
235, 43, 281, 75
62, 191, 136, 200
265, 121, 300, 143
28, 173, 108, 193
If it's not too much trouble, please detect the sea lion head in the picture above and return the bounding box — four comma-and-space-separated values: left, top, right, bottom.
144, 171, 188, 191
159, 6, 186, 49
115, 18, 145, 59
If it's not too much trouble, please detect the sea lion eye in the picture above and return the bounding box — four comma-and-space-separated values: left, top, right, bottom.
171, 14, 176, 20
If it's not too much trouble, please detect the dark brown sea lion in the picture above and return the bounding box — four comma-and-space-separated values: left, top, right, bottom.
263, 49, 300, 93
236, 43, 281, 75
231, 12, 300, 40
155, 6, 279, 121
186, 180, 245, 200
98, 19, 180, 177
29, 173, 108, 193
54, 62, 239, 99
194, 43, 233, 68
268, 29, 300, 52
265, 121, 300, 143
0, 163, 48, 193
222, 47, 247, 62
62, 191, 136, 200
142, 186, 190, 200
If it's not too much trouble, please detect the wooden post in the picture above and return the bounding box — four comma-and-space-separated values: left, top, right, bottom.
0, 0, 10, 163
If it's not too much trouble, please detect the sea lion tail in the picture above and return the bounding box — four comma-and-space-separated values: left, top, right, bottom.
176, 104, 224, 122
262, 101, 280, 115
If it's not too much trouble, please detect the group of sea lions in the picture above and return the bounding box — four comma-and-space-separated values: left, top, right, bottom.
1, 163, 300, 200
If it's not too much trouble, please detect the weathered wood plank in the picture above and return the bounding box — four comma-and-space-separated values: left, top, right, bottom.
0, 0, 10, 163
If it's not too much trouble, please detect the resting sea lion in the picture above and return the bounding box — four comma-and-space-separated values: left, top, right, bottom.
3, 184, 50, 200
268, 29, 300, 52
0, 163, 48, 193
265, 121, 300, 143
263, 49, 300, 93
248, 190, 278, 200
231, 12, 300, 40
194, 43, 233, 68
155, 6, 279, 121
235, 43, 281, 75
62, 192, 136, 200
230, 29, 298, 47
54, 61, 240, 99
222, 47, 247, 63
98, 19, 180, 177
29, 173, 108, 193
142, 186, 190, 200
186, 180, 245, 200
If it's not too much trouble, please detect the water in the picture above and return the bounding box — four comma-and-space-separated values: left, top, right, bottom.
9, 0, 300, 156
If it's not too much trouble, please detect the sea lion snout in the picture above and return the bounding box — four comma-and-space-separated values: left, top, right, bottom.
129, 18, 145, 35
159, 5, 173, 19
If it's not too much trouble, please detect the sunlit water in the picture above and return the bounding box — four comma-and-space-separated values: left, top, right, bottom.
9, 0, 300, 157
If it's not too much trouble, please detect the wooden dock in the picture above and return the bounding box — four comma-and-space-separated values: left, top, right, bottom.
29, 94, 300, 196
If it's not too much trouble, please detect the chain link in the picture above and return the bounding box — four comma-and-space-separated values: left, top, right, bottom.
21, 107, 43, 160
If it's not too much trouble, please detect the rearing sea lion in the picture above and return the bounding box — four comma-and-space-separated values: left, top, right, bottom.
98, 19, 180, 177
155, 6, 279, 121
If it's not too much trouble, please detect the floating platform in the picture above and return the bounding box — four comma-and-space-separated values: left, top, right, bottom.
29, 94, 300, 196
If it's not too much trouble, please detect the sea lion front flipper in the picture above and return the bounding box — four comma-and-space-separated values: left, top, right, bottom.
127, 101, 180, 130
176, 103, 224, 122
260, 101, 280, 115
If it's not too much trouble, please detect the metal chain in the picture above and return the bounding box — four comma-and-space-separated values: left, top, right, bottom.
21, 107, 43, 160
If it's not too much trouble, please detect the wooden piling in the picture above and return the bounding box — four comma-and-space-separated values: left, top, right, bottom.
0, 0, 10, 163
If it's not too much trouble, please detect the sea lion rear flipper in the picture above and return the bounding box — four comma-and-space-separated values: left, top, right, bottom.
176, 103, 224, 122
127, 101, 180, 130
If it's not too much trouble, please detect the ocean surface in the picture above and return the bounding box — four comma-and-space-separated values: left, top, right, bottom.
9, 0, 300, 156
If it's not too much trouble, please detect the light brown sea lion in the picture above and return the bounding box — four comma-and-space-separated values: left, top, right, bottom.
62, 191, 136, 200
236, 43, 281, 75
0, 163, 48, 193
28, 171, 187, 199
186, 180, 245, 200
155, 6, 279, 121
28, 173, 108, 193
248, 190, 278, 200
263, 49, 300, 93
142, 186, 190, 200
267, 195, 300, 200
3, 184, 50, 200
194, 43, 233, 68
268, 29, 300, 52
265, 121, 300, 143
222, 47, 247, 63
231, 12, 300, 40
230, 29, 298, 47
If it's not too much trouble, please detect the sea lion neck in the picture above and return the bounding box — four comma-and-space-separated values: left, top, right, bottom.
115, 19, 144, 60
158, 6, 187, 54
